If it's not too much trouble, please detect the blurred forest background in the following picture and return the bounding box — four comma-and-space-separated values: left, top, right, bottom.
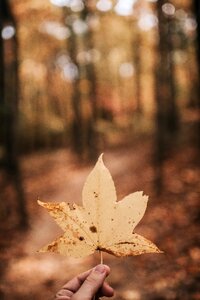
0, 0, 200, 299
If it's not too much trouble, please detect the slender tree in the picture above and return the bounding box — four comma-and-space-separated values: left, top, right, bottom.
154, 0, 179, 193
63, 2, 98, 160
133, 31, 142, 114
81, 0, 98, 159
62, 7, 84, 157
192, 0, 200, 149
0, 0, 28, 228
0, 0, 6, 143
193, 0, 200, 78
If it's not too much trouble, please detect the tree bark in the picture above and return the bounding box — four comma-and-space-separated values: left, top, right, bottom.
193, 0, 200, 150
154, 0, 179, 193
0, 1, 5, 144
193, 0, 200, 78
132, 31, 142, 114
0, 0, 28, 228
81, 0, 98, 160
64, 2, 98, 160
63, 7, 84, 157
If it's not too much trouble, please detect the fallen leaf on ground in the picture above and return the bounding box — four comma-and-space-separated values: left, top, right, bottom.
38, 154, 162, 258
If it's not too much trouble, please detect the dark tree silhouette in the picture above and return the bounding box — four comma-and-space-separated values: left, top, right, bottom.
192, 0, 200, 149
0, 0, 28, 228
194, 0, 200, 77
133, 31, 142, 115
80, 0, 98, 160
0, 0, 6, 138
63, 6, 84, 157
63, 2, 98, 160
154, 0, 179, 193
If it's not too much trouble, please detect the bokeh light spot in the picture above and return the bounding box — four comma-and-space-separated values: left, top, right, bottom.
114, 0, 136, 16
1, 25, 15, 40
50, 0, 70, 7
162, 3, 175, 16
96, 0, 112, 12
40, 21, 71, 40
119, 62, 134, 78
70, 0, 84, 12
62, 62, 79, 81
138, 13, 158, 31
72, 19, 88, 35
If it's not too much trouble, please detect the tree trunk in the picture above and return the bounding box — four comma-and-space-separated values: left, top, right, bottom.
154, 0, 179, 193
193, 0, 200, 150
63, 7, 84, 157
193, 0, 200, 78
81, 0, 98, 160
64, 3, 99, 161
0, 1, 5, 145
132, 31, 142, 114
0, 0, 28, 229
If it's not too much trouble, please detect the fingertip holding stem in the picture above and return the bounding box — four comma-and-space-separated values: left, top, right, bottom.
94, 264, 107, 274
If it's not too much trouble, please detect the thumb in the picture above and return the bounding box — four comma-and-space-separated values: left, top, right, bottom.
72, 265, 109, 300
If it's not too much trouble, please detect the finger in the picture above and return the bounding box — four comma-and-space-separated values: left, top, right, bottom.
60, 269, 92, 294
55, 288, 73, 299
99, 281, 114, 297
72, 265, 110, 300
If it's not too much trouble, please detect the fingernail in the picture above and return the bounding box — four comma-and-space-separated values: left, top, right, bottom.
94, 264, 106, 274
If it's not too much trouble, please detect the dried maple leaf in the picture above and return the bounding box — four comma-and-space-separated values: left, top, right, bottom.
38, 154, 162, 258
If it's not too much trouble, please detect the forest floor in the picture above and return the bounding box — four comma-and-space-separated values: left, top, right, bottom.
0, 137, 200, 300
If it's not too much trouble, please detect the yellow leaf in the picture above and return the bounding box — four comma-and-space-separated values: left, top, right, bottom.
38, 154, 162, 258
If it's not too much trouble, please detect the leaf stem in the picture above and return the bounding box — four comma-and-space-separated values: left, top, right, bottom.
100, 250, 103, 264
93, 251, 104, 300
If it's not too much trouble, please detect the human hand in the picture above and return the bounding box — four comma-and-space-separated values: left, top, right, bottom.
55, 264, 114, 300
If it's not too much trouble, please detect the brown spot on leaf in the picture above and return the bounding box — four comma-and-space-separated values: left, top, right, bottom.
89, 226, 97, 233
116, 241, 135, 245
96, 246, 119, 256
47, 242, 58, 252
79, 236, 84, 241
